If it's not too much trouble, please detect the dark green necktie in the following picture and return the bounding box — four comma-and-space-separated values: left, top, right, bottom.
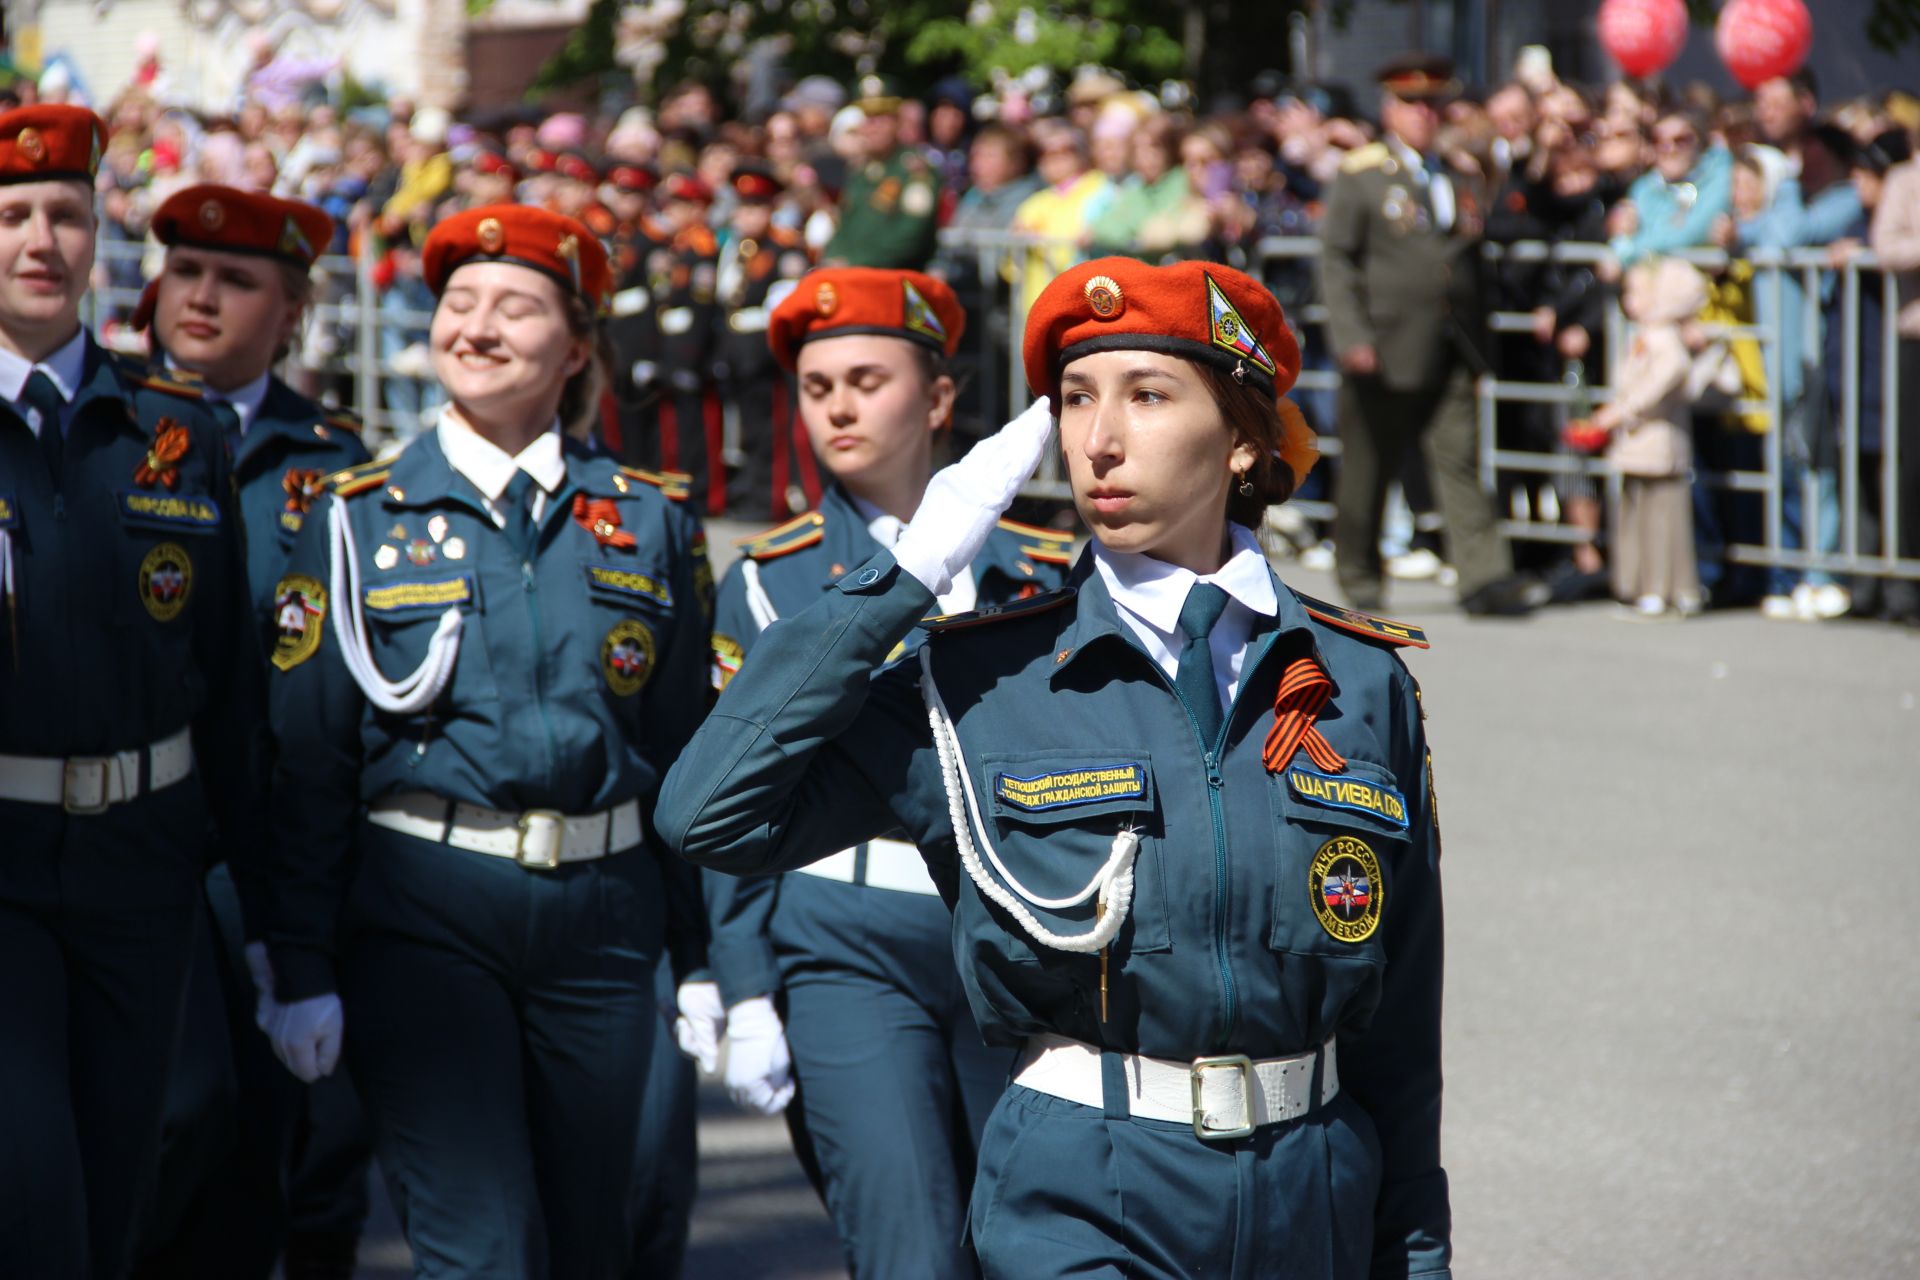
1174, 582, 1231, 750
23, 370, 65, 485
501, 469, 537, 562
208, 399, 242, 459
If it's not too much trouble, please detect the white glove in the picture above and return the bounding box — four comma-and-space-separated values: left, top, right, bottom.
673, 980, 726, 1074
723, 996, 794, 1115
243, 941, 276, 1032
894, 396, 1053, 595
267, 994, 344, 1084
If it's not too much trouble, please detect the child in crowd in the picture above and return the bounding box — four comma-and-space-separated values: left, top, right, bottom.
1568, 257, 1708, 617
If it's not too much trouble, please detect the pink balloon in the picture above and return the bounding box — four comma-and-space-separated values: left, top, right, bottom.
1598, 0, 1691, 79
1716, 0, 1814, 91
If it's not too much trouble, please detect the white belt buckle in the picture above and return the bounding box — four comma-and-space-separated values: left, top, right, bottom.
63, 757, 113, 815
516, 810, 565, 869
1191, 1054, 1256, 1141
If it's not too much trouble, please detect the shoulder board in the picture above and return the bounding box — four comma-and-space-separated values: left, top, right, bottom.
325, 459, 391, 499
925, 587, 1075, 634
614, 465, 692, 502
321, 408, 364, 435
995, 517, 1075, 566
1295, 592, 1430, 649
1339, 143, 1390, 175
111, 353, 206, 400
735, 510, 825, 560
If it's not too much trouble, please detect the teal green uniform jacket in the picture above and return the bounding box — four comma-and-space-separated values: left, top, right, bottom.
659, 548, 1450, 1276
824, 147, 941, 269
264, 432, 714, 1002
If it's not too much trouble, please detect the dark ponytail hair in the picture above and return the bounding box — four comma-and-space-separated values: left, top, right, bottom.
1194, 361, 1299, 527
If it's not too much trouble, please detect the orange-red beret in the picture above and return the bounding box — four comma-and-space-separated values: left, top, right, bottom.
1024, 257, 1316, 487
152, 184, 335, 267
659, 172, 713, 205
731, 163, 783, 203
0, 104, 105, 186
607, 162, 656, 193
768, 267, 966, 371
1023, 257, 1301, 402
422, 204, 612, 313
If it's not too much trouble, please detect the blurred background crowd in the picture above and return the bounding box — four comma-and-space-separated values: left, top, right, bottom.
3, 6, 1917, 624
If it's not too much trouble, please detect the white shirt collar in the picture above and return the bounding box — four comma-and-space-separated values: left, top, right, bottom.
1092, 522, 1278, 635
177, 365, 271, 438
0, 326, 88, 406
436, 405, 568, 502
848, 491, 907, 549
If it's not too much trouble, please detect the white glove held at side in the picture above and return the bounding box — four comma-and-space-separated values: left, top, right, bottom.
673, 980, 726, 1074
723, 996, 794, 1116
893, 396, 1053, 595
267, 994, 344, 1084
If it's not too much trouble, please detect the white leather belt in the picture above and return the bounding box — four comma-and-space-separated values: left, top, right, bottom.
792, 837, 939, 896
1013, 1033, 1339, 1141
0, 727, 194, 814
367, 791, 642, 870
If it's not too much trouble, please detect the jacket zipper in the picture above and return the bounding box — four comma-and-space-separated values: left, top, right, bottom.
522, 560, 559, 785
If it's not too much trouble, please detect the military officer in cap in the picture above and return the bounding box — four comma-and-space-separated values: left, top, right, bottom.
825, 76, 942, 270
661, 256, 1449, 1279
715, 162, 811, 520
1320, 54, 1532, 616
261, 205, 713, 1277
0, 103, 268, 1278
130, 183, 375, 1280
678, 266, 1072, 1280
653, 172, 725, 513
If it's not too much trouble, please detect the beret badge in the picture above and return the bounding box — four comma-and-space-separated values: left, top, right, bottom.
1083, 275, 1123, 320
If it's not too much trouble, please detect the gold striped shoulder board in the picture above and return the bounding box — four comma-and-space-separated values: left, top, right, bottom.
1295, 591, 1429, 649
995, 517, 1075, 566
325, 459, 391, 499
735, 511, 825, 561
614, 466, 693, 502
113, 354, 206, 400
924, 587, 1076, 633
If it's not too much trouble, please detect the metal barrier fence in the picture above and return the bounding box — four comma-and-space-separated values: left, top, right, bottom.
92, 226, 1917, 586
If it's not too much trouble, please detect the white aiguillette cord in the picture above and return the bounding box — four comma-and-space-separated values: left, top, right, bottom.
1, 529, 16, 667
919, 646, 1140, 954
327, 495, 462, 714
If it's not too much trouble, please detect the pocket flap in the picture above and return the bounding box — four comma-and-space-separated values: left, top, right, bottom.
118, 489, 223, 535
584, 563, 673, 609
363, 573, 476, 616
1278, 757, 1411, 837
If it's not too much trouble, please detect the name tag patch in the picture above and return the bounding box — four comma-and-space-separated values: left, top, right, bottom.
119, 490, 222, 532
1288, 767, 1408, 829
363, 575, 473, 614
995, 763, 1148, 813
585, 564, 671, 607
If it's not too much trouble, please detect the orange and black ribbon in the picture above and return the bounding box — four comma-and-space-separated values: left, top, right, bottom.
133, 419, 191, 489
572, 494, 637, 549
1262, 656, 1347, 774
283, 467, 326, 514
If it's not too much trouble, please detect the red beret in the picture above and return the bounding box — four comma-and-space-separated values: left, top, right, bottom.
1023, 258, 1301, 402
422, 204, 613, 314
556, 151, 599, 184
607, 163, 657, 193
0, 104, 105, 187
473, 150, 519, 182
731, 164, 783, 203
768, 267, 965, 371
152, 184, 335, 267
659, 172, 713, 205
523, 147, 559, 174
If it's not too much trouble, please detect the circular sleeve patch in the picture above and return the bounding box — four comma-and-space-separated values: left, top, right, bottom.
602, 619, 658, 696
271, 574, 329, 671
138, 543, 194, 622
1309, 836, 1383, 943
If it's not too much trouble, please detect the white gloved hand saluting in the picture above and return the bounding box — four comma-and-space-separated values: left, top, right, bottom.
673, 980, 726, 1074
722, 996, 794, 1115
267, 994, 344, 1084
893, 396, 1053, 595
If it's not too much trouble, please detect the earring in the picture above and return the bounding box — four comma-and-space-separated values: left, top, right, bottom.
1236, 472, 1255, 498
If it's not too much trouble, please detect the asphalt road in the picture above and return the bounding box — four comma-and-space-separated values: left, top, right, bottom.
351, 543, 1920, 1279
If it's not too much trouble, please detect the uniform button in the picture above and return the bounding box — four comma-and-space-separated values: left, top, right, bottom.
857, 567, 880, 586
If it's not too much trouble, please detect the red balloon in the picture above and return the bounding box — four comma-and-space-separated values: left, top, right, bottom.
1597, 0, 1691, 79
1717, 0, 1814, 91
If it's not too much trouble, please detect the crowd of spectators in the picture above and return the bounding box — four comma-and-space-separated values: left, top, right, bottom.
5, 37, 1917, 622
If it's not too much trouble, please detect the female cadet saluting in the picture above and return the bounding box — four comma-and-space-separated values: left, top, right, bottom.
677, 267, 1072, 1280
661, 258, 1450, 1279
260, 205, 712, 1279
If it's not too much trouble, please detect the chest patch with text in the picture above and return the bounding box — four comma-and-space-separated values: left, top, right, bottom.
585, 564, 672, 607
994, 763, 1149, 813
1288, 766, 1409, 829
363, 575, 474, 615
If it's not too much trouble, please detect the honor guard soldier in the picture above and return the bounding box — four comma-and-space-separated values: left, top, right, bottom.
1320, 55, 1534, 617
824, 76, 942, 270
653, 172, 725, 514
0, 104, 269, 1279
714, 162, 811, 520
261, 205, 714, 1277
131, 184, 376, 1280
661, 257, 1450, 1279
605, 162, 670, 468
673, 266, 1072, 1280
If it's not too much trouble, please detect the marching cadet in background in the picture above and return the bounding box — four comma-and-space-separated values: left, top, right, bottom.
674, 267, 1073, 1280
824, 77, 942, 270
1320, 55, 1535, 617
260, 205, 714, 1278
653, 172, 725, 514
0, 104, 268, 1279
605, 160, 669, 469
130, 184, 375, 1280
660, 257, 1449, 1279
714, 162, 811, 520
